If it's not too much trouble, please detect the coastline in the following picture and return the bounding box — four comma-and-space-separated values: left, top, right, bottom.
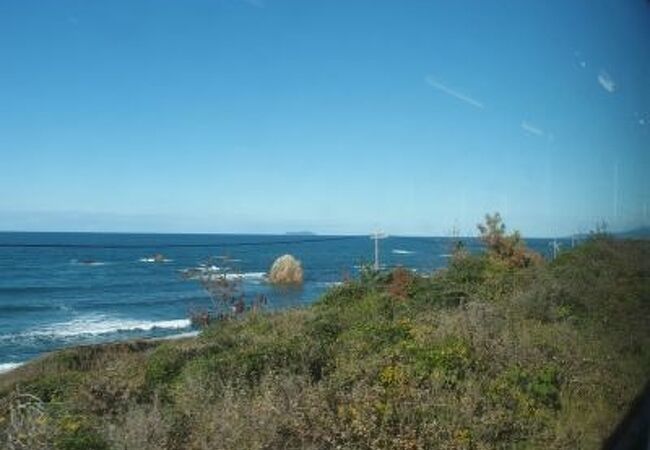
0, 329, 200, 376
0, 238, 647, 448
0, 362, 24, 375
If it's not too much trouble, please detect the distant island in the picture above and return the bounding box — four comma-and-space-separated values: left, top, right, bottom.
566, 226, 650, 240
284, 231, 317, 236
616, 226, 650, 239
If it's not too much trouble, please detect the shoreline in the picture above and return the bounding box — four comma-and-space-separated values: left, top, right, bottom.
0, 329, 201, 376
0, 362, 24, 375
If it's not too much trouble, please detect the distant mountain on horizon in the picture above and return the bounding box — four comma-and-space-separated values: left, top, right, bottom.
285, 231, 317, 236
615, 226, 650, 239
564, 226, 650, 240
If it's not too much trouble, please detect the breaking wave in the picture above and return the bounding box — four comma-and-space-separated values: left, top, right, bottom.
139, 257, 173, 263
181, 267, 266, 282
70, 259, 108, 266
0, 362, 24, 374
0, 315, 192, 342
392, 249, 415, 255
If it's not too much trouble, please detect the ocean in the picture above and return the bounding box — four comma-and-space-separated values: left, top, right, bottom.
0, 232, 563, 371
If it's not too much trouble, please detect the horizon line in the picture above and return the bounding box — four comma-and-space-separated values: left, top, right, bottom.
0, 228, 625, 240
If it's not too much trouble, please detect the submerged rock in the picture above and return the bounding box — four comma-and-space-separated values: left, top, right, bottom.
268, 254, 303, 285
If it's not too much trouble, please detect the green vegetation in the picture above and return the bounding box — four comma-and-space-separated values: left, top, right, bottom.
1, 220, 649, 449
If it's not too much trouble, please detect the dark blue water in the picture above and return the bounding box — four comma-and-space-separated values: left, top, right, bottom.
0, 232, 563, 371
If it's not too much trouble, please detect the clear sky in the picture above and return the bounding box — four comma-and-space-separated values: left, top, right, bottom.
1, 0, 648, 236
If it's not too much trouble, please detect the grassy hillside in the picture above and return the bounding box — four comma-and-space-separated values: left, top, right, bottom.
1, 236, 649, 449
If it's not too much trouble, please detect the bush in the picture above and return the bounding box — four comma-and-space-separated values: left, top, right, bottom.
145, 345, 191, 389
54, 415, 109, 450
478, 212, 543, 268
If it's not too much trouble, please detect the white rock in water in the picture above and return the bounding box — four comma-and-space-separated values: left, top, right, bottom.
269, 254, 303, 285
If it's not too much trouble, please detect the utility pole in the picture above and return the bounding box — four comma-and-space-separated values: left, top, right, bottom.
371, 231, 387, 270
550, 238, 561, 260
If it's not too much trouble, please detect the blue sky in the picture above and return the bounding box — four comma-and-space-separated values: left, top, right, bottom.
0, 0, 648, 236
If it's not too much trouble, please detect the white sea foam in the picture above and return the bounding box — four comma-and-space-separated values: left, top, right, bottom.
191, 271, 267, 282
139, 257, 173, 263
226, 272, 266, 280
317, 281, 343, 288
392, 249, 415, 255
179, 266, 219, 279
70, 260, 108, 266
0, 315, 192, 341
0, 362, 24, 374
352, 264, 387, 270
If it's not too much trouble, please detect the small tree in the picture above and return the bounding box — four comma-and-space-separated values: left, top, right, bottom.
184, 257, 266, 326
477, 213, 541, 268
199, 266, 245, 318
448, 223, 468, 259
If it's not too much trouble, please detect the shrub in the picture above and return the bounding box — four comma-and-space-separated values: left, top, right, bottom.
145, 345, 190, 389
54, 414, 109, 450
187, 258, 269, 325
386, 267, 416, 300
1, 392, 50, 450
491, 365, 561, 412
478, 212, 543, 268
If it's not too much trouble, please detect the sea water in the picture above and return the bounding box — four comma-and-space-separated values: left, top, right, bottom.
0, 232, 562, 370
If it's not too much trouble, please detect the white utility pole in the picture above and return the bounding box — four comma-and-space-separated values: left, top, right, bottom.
550, 238, 561, 260
371, 231, 387, 270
